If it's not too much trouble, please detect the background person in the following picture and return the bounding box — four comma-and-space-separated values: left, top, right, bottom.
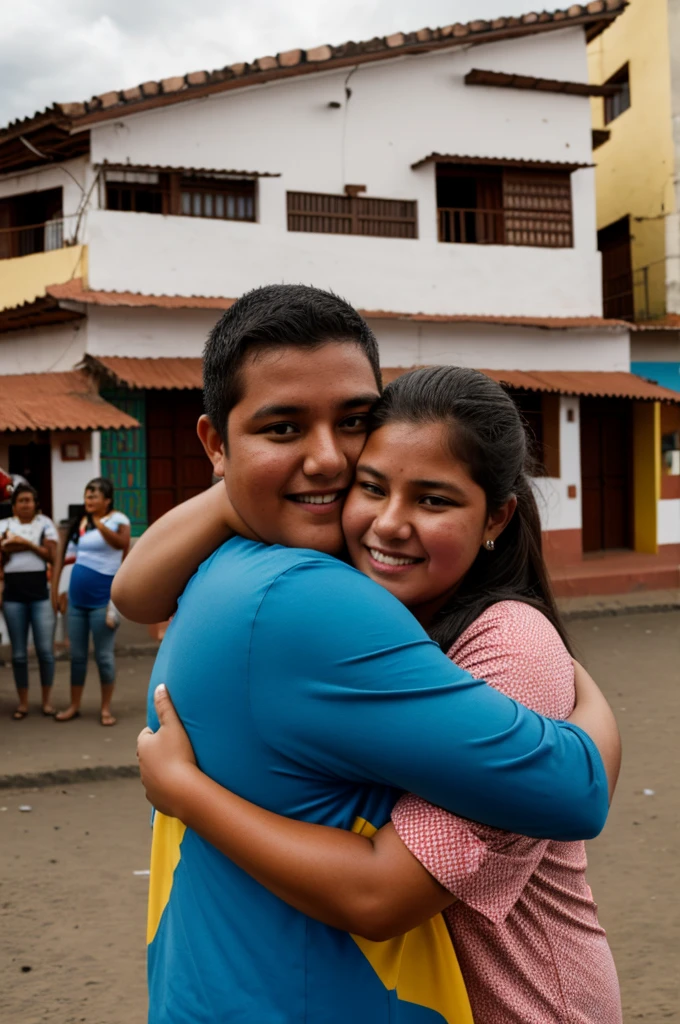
52, 478, 130, 726
0, 482, 58, 719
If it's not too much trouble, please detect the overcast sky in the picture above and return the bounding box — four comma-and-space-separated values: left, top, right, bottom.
1, 0, 561, 127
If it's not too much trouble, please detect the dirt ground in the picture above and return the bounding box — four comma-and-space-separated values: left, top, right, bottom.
0, 611, 678, 1023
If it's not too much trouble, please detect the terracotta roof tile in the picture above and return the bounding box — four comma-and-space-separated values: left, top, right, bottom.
0, 371, 141, 431
0, 3, 626, 139
381, 368, 680, 403
279, 48, 303, 68
161, 76, 186, 94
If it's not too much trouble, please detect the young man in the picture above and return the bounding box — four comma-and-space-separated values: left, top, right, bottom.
114, 285, 614, 1024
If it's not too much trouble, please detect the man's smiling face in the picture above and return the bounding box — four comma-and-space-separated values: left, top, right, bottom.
213, 342, 381, 554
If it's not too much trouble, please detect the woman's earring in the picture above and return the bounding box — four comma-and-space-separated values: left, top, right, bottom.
484, 539, 495, 551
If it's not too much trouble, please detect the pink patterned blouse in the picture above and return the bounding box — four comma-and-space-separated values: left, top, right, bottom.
392, 601, 622, 1024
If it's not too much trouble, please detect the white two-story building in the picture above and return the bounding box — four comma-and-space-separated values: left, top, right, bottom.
1, 0, 678, 595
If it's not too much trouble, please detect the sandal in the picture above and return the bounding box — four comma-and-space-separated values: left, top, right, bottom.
100, 711, 117, 727
41, 706, 56, 717
55, 709, 81, 722
12, 708, 29, 720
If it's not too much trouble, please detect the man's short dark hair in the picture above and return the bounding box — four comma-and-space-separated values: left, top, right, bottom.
203, 284, 382, 440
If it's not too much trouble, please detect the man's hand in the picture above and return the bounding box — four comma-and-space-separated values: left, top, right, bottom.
137, 685, 198, 818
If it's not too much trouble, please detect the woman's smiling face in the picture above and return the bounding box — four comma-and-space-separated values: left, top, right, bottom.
342, 420, 511, 625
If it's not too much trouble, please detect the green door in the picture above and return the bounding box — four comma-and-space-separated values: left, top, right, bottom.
100, 389, 147, 536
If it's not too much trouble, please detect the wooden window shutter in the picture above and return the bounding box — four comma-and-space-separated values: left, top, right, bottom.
502, 171, 573, 248
287, 192, 417, 238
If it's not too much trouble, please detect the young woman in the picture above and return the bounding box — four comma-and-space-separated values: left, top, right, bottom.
134, 367, 622, 1022
52, 478, 130, 726
0, 483, 58, 718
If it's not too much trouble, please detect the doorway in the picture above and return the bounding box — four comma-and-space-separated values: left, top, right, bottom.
8, 441, 52, 518
598, 216, 634, 321
580, 398, 633, 552
146, 391, 213, 523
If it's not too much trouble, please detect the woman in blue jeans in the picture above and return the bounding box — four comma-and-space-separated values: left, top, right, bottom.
1, 483, 58, 719
52, 478, 130, 726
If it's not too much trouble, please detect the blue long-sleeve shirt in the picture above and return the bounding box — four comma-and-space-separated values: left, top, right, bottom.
147, 537, 608, 1023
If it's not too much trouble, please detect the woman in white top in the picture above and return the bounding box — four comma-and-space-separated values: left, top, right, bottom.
0, 483, 58, 718
52, 478, 130, 726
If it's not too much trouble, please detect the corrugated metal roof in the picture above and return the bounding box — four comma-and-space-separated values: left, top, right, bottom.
479, 369, 680, 401
0, 3, 626, 150
47, 280, 235, 311
365, 310, 628, 329
97, 162, 280, 179
86, 356, 203, 390
0, 372, 141, 431
382, 368, 680, 403
48, 282, 628, 331
633, 315, 680, 331
411, 153, 591, 171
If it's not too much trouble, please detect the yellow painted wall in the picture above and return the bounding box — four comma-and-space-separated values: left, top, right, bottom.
0, 244, 87, 311
633, 401, 661, 553
588, 0, 675, 320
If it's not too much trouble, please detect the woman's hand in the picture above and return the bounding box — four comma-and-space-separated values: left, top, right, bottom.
1, 533, 32, 553
137, 685, 198, 819
569, 660, 621, 802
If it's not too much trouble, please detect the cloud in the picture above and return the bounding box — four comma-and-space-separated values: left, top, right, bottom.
0, 0, 557, 126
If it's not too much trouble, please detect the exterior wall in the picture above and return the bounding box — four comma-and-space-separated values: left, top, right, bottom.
534, 396, 583, 566
658, 497, 680, 543
666, 0, 680, 313
631, 359, 680, 392
0, 320, 87, 374
374, 320, 630, 371
85, 305, 217, 357
86, 200, 602, 318
0, 244, 87, 310
82, 27, 602, 316
588, 0, 675, 320
50, 430, 100, 524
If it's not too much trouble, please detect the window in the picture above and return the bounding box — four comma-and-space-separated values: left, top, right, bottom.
287, 192, 417, 238
103, 168, 256, 222
604, 64, 630, 124
436, 165, 573, 249
180, 177, 255, 221
105, 171, 165, 214
0, 187, 63, 260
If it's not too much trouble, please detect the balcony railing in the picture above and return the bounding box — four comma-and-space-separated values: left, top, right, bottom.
0, 216, 69, 260
438, 206, 573, 249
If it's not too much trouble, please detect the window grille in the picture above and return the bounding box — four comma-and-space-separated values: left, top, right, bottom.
287, 192, 417, 238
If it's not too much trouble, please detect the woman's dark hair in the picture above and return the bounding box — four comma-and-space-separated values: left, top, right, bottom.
370, 366, 571, 654
86, 477, 114, 509
10, 482, 39, 512
66, 477, 115, 545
